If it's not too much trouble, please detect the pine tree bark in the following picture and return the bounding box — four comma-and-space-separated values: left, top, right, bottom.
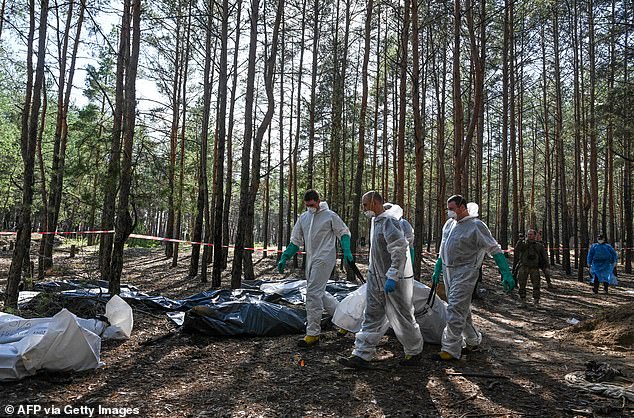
396, 0, 409, 206
210, 0, 230, 287
411, 0, 424, 277
233, 0, 283, 288
108, 0, 141, 294
351, 0, 373, 273
172, 0, 192, 268
188, 2, 214, 278
307, 0, 319, 189
623, 1, 632, 273
553, 5, 571, 274
5, 0, 47, 309
499, 0, 510, 249
100, 0, 129, 280
165, 4, 184, 259
231, 0, 260, 287
36, 83, 48, 279
42, 0, 85, 271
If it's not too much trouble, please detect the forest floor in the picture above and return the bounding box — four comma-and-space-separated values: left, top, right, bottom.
0, 239, 633, 418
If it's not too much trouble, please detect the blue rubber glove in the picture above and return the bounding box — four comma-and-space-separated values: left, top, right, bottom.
340, 235, 354, 264
278, 243, 299, 273
431, 257, 443, 284
384, 278, 396, 293
493, 252, 515, 292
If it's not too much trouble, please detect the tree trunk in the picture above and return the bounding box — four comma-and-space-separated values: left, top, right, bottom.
571, 0, 586, 281
263, 126, 271, 258
411, 0, 424, 277
351, 0, 374, 274
499, 0, 510, 249
509, 0, 519, 245
606, 0, 616, 245
165, 4, 184, 259
42, 0, 85, 271
623, 1, 632, 273
553, 5, 571, 274
210, 0, 230, 287
108, 0, 141, 295
100, 0, 128, 280
328, 0, 342, 211
231, 0, 260, 287
434, 33, 447, 252
5, 0, 47, 309
172, 0, 192, 268
396, 0, 409, 206
221, 0, 242, 269
234, 0, 283, 288
452, 0, 464, 195
36, 82, 48, 279
277, 11, 285, 261
307, 0, 319, 189
189, 4, 214, 278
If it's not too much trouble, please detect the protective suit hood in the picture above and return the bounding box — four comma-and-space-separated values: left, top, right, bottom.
457, 202, 479, 223
381, 203, 403, 220
307, 201, 329, 213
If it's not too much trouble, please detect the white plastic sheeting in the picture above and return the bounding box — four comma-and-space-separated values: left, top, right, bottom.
0, 295, 133, 381
332, 281, 448, 344
102, 295, 134, 340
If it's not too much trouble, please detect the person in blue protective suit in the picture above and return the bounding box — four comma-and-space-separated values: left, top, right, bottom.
338, 191, 424, 369
587, 234, 618, 294
430, 195, 515, 361
277, 189, 352, 347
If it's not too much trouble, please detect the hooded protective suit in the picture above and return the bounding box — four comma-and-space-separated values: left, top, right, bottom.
439, 203, 502, 359
352, 206, 423, 361
290, 201, 350, 336
587, 242, 618, 285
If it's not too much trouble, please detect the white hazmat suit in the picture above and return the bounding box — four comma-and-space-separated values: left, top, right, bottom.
352, 207, 424, 361
290, 201, 350, 336
439, 203, 502, 359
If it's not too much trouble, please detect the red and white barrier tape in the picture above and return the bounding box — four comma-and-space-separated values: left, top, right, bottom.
3, 230, 632, 256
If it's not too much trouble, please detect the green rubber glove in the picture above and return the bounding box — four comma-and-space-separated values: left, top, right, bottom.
278, 243, 299, 273
410, 247, 415, 265
431, 257, 443, 284
493, 252, 515, 292
340, 235, 354, 264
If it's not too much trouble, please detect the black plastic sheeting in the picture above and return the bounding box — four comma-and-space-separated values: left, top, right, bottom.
31, 280, 280, 312
29, 278, 359, 337
182, 297, 307, 337
252, 279, 360, 305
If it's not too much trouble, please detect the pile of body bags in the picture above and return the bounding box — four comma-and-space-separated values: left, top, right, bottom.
332, 281, 447, 344
257, 278, 447, 344
0, 295, 133, 381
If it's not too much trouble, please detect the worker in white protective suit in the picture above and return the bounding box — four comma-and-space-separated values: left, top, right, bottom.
338, 191, 424, 368
277, 189, 353, 347
384, 203, 415, 265
430, 195, 515, 361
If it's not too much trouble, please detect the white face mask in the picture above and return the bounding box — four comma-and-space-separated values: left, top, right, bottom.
598, 239, 605, 244
308, 207, 317, 214
364, 210, 375, 219
447, 210, 457, 219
